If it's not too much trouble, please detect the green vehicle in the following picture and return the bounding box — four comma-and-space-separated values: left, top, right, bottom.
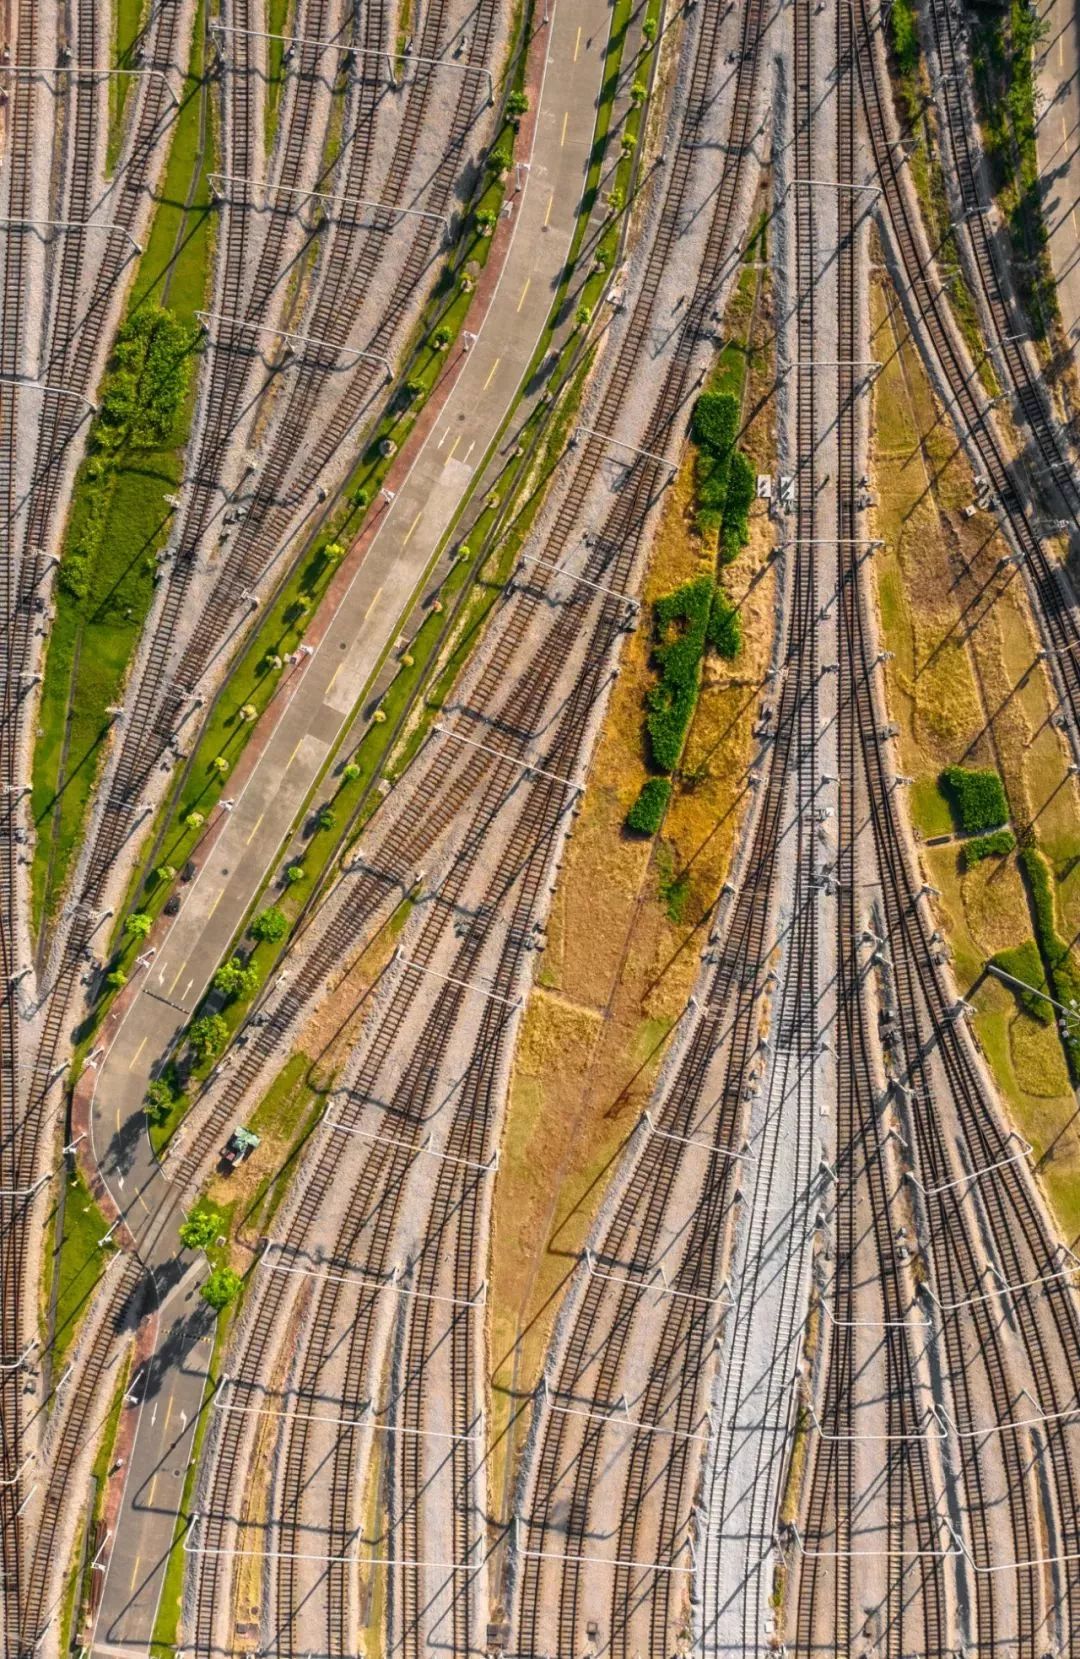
222, 1126, 261, 1168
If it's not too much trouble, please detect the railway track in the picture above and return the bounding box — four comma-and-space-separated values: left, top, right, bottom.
187, 4, 775, 1651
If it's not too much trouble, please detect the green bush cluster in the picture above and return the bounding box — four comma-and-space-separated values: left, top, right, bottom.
940, 765, 1009, 834
1019, 844, 1080, 1071
625, 777, 671, 835
962, 827, 1016, 869
690, 391, 753, 559
990, 938, 1053, 1025
645, 577, 713, 771
890, 0, 919, 76
201, 1267, 240, 1310
59, 307, 198, 607
211, 957, 259, 1001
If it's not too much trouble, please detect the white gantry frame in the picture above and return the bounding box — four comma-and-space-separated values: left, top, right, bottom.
194, 309, 393, 381
584, 1248, 737, 1312
213, 1375, 484, 1444
207, 171, 451, 234
0, 64, 179, 107
571, 424, 677, 478
260, 1242, 487, 1308
641, 1108, 754, 1163
183, 1510, 486, 1570
0, 375, 97, 413
434, 722, 584, 795
787, 1519, 963, 1561
324, 1112, 499, 1172
806, 1398, 947, 1444
517, 551, 639, 610
396, 948, 524, 1010
905, 1128, 1033, 1198
540, 1375, 712, 1445
922, 1246, 1080, 1315
0, 217, 142, 253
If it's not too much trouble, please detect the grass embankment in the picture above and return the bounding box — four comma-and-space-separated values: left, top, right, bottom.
31, 3, 217, 938
265, 0, 293, 156
65, 1355, 130, 1653
886, 0, 999, 394
870, 270, 1080, 1240
968, 0, 1059, 352
108, 0, 147, 173
486, 211, 778, 1512
45, 1165, 117, 1373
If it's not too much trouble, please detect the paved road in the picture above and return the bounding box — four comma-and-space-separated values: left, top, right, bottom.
1036, 0, 1080, 350
89, 2, 611, 1649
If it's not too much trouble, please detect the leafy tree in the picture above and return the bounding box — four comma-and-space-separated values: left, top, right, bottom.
284, 864, 305, 885
188, 1012, 228, 1063
125, 911, 152, 940
144, 1078, 174, 1123
250, 906, 288, 943
342, 762, 361, 783
507, 90, 529, 119
179, 1207, 220, 1251
212, 958, 258, 1000
201, 1267, 241, 1310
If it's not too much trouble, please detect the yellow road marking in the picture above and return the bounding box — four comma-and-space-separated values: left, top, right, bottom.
446, 433, 462, 463
516, 279, 530, 313
206, 889, 223, 921
402, 508, 422, 547
128, 1036, 147, 1071
286, 738, 302, 768
130, 1555, 142, 1592
574, 25, 581, 60
561, 110, 569, 147
544, 191, 554, 228
364, 584, 384, 622
245, 811, 264, 845
163, 1397, 174, 1435
168, 961, 187, 996
326, 659, 344, 694
482, 355, 501, 391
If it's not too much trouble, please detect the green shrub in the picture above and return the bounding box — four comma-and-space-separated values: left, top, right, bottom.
645, 577, 713, 771
144, 1077, 175, 1123
890, 0, 919, 76
201, 1267, 240, 1310
250, 906, 288, 943
991, 938, 1053, 1024
721, 450, 755, 560
962, 827, 1016, 868
125, 911, 151, 940
625, 778, 672, 835
707, 590, 742, 659
691, 392, 739, 454
939, 765, 1009, 833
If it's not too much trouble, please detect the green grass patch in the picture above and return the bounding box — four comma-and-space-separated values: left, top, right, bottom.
50, 1166, 116, 1373
625, 776, 671, 835
109, 0, 147, 173
962, 827, 1016, 868
940, 764, 1009, 833
656, 843, 690, 924
265, 0, 293, 156
991, 936, 1053, 1024
32, 6, 217, 937
910, 773, 954, 838
1019, 842, 1080, 1072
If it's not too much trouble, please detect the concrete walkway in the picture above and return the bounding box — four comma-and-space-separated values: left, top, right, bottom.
88, 1, 612, 1649
1037, 0, 1080, 350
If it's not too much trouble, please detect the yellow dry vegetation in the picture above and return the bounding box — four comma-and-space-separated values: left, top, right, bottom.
487, 252, 778, 1515
870, 272, 1080, 1240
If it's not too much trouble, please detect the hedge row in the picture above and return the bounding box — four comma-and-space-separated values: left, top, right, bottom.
1019, 843, 1080, 1072
645, 576, 713, 772
625, 777, 672, 835
691, 391, 753, 560
962, 827, 1016, 869
940, 764, 1009, 834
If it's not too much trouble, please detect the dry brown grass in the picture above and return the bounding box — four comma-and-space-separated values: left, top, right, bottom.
487, 255, 778, 1516
869, 271, 1080, 1241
